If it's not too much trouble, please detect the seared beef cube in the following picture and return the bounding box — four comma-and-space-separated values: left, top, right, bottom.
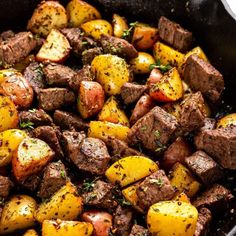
183, 55, 224, 102
24, 62, 46, 93
83, 180, 117, 208
136, 170, 175, 209
129, 225, 148, 236
1, 30, 15, 41
121, 83, 147, 105
0, 176, 13, 198
0, 32, 36, 66
158, 16, 192, 52
193, 184, 233, 213
128, 106, 178, 152
54, 110, 88, 131
199, 118, 216, 131
43, 63, 77, 87
38, 88, 75, 111
61, 131, 86, 164
113, 205, 133, 236
33, 126, 63, 159
38, 161, 67, 199
19, 174, 41, 192
82, 47, 103, 65
180, 92, 206, 133
185, 151, 223, 185
195, 126, 236, 169
19, 109, 53, 127
100, 35, 138, 58
76, 138, 111, 175
69, 65, 94, 91
194, 208, 212, 236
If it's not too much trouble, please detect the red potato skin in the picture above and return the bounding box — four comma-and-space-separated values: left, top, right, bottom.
147, 68, 163, 89
78, 81, 105, 119
0, 75, 33, 109
82, 210, 112, 236
130, 94, 155, 125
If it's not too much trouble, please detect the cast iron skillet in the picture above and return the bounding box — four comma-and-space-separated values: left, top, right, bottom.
0, 0, 235, 235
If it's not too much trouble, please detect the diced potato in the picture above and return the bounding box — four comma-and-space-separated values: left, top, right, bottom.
105, 156, 158, 187
185, 46, 208, 62
27, 1, 68, 37
0, 195, 37, 234
132, 23, 158, 50
0, 69, 19, 84
67, 0, 101, 27
12, 138, 54, 181
153, 42, 185, 70
0, 96, 19, 132
0, 72, 33, 109
150, 67, 183, 102
0, 129, 28, 167
147, 68, 163, 88
122, 183, 145, 213
147, 201, 198, 236
98, 96, 129, 127
42, 220, 93, 236
82, 210, 112, 236
23, 229, 38, 236
88, 121, 130, 142
130, 52, 155, 74
217, 113, 236, 128
162, 102, 182, 120
112, 14, 128, 38
78, 81, 105, 119
35, 182, 83, 223
173, 192, 190, 203
81, 19, 112, 40
36, 29, 71, 63
170, 163, 201, 197
91, 54, 130, 95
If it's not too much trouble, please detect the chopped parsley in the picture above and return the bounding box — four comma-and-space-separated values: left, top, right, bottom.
122, 21, 138, 39
60, 171, 66, 179
154, 130, 160, 138
19, 121, 34, 130
149, 178, 164, 187
149, 59, 172, 73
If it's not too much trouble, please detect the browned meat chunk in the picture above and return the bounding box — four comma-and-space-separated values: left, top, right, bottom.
162, 137, 192, 170
0, 176, 13, 198
38, 88, 75, 111
24, 62, 46, 94
121, 83, 147, 105
158, 16, 192, 52
199, 118, 216, 132
33, 126, 63, 159
53, 110, 88, 131
136, 170, 175, 209
1, 30, 15, 41
68, 65, 94, 91
38, 161, 67, 199
100, 34, 138, 58
83, 180, 117, 208
113, 205, 133, 236
82, 47, 103, 65
193, 184, 233, 213
129, 225, 148, 236
43, 63, 77, 87
19, 174, 41, 192
185, 151, 223, 185
128, 106, 178, 152
195, 126, 236, 169
183, 55, 224, 102
19, 109, 53, 127
194, 208, 212, 236
180, 92, 206, 133
0, 32, 36, 66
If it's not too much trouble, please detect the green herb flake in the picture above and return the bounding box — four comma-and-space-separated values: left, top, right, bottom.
19, 121, 34, 130
122, 21, 138, 39
149, 178, 164, 187
149, 59, 172, 73
154, 130, 160, 138
60, 171, 66, 179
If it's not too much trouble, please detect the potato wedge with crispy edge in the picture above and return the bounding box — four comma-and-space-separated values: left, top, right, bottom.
0, 195, 37, 234
88, 121, 130, 142
0, 96, 18, 132
27, 1, 68, 37
98, 96, 129, 127
12, 138, 54, 181
91, 54, 130, 95
147, 201, 198, 236
36, 29, 71, 63
35, 182, 83, 223
67, 0, 101, 27
105, 156, 158, 187
112, 14, 128, 38
0, 129, 28, 167
23, 229, 38, 236
217, 113, 236, 128
42, 220, 93, 236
